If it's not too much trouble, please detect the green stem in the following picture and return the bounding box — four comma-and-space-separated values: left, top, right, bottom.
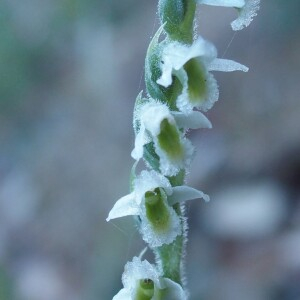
144, 151, 186, 285
154, 170, 186, 285
154, 202, 185, 285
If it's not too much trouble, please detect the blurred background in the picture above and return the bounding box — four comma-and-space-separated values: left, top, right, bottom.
0, 0, 299, 299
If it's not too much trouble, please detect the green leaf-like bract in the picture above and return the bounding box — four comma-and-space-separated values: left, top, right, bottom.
158, 0, 196, 44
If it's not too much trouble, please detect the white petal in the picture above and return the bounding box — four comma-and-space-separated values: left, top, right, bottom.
131, 125, 147, 160
106, 193, 138, 221
141, 102, 174, 137
198, 0, 245, 8
156, 54, 174, 87
172, 37, 217, 70
135, 170, 172, 201
197, 71, 219, 112
122, 257, 161, 290
169, 186, 210, 206
112, 288, 131, 300
209, 58, 249, 72
231, 0, 260, 31
159, 278, 187, 300
172, 111, 212, 129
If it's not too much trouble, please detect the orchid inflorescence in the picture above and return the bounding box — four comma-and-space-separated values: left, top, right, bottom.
107, 0, 260, 299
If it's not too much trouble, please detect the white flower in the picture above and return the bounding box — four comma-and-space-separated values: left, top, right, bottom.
157, 37, 248, 113
113, 256, 186, 300
107, 170, 209, 247
131, 101, 211, 176
197, 0, 260, 31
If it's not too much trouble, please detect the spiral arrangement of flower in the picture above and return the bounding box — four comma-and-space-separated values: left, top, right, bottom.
107, 0, 260, 299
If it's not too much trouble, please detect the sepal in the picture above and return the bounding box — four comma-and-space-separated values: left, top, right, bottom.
157, 37, 248, 113
197, 0, 260, 31
172, 111, 212, 129
168, 185, 210, 205
231, 0, 260, 31
198, 0, 245, 7
208, 58, 248, 72
106, 193, 139, 222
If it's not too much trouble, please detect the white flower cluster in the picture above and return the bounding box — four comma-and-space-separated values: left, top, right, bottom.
107, 0, 259, 298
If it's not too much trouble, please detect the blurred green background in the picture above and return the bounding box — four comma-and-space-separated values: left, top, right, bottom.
0, 0, 300, 299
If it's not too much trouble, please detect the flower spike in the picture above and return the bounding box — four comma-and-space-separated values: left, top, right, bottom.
107, 0, 260, 295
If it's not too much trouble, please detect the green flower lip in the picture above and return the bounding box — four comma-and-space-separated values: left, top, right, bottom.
184, 58, 208, 105
145, 190, 160, 206
136, 279, 155, 300
157, 118, 184, 161
145, 188, 171, 233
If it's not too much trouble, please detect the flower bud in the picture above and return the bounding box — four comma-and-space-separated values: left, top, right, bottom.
158, 0, 196, 43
